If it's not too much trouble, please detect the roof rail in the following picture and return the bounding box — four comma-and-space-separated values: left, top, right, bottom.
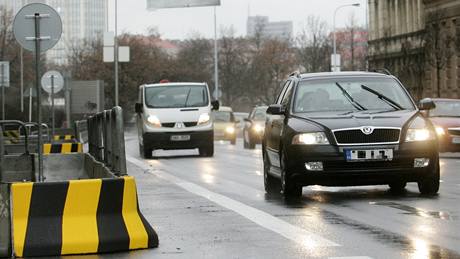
289, 71, 301, 78
369, 68, 393, 75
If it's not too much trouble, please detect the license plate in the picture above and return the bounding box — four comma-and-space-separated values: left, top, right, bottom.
170, 135, 190, 141
453, 137, 460, 144
345, 149, 393, 161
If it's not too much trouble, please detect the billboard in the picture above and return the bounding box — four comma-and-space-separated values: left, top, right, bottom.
147, 0, 220, 10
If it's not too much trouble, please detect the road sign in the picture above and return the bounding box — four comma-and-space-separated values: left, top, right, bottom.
0, 62, 10, 87
41, 70, 64, 94
13, 3, 62, 52
147, 0, 221, 10
331, 54, 341, 72
104, 46, 130, 63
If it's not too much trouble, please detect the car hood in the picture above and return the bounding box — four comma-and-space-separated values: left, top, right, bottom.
293, 110, 418, 130
428, 117, 460, 128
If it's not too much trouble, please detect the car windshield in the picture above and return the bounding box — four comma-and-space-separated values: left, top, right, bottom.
293, 77, 415, 113
252, 108, 267, 121
213, 111, 232, 122
145, 85, 208, 108
430, 101, 460, 117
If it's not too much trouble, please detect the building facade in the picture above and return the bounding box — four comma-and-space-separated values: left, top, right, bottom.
247, 16, 293, 40
368, 0, 460, 99
0, 0, 107, 65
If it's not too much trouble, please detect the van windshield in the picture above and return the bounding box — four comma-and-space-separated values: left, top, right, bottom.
145, 85, 209, 108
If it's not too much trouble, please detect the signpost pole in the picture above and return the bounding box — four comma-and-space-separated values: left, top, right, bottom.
21, 47, 24, 112
1, 62, 4, 120
34, 13, 43, 182
51, 75, 55, 137
213, 6, 219, 101
29, 88, 32, 122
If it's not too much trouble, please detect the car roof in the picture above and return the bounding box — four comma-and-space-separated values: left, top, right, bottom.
142, 82, 206, 88
297, 72, 393, 80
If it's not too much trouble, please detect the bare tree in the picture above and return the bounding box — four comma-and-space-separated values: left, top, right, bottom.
296, 15, 330, 72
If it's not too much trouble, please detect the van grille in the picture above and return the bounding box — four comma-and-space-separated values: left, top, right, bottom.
161, 122, 198, 128
334, 128, 400, 144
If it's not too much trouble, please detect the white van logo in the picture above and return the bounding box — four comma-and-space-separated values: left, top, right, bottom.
361, 126, 374, 135
175, 122, 185, 129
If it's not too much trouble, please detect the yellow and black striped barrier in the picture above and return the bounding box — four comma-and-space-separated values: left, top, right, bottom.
3, 130, 20, 144
53, 135, 75, 141
11, 177, 158, 257
43, 143, 83, 154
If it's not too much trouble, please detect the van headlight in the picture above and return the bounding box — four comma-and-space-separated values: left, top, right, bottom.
198, 113, 210, 125
147, 115, 161, 127
405, 129, 435, 142
292, 132, 329, 145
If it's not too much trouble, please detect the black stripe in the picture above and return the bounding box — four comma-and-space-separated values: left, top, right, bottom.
71, 144, 79, 152
50, 144, 62, 154
23, 182, 69, 257
97, 179, 130, 253
137, 205, 159, 248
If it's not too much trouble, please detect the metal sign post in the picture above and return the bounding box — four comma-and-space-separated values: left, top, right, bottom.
13, 3, 62, 182
51, 75, 55, 136
41, 70, 63, 137
0, 61, 10, 120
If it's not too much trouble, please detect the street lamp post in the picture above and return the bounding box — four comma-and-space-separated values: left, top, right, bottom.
332, 3, 360, 72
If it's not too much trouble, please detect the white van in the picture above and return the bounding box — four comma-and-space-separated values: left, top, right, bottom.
135, 82, 219, 158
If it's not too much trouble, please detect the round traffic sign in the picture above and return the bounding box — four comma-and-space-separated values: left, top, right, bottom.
41, 70, 64, 94
13, 3, 62, 52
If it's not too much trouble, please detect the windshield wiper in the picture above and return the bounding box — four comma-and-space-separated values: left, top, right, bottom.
361, 85, 403, 110
183, 87, 192, 107
335, 82, 367, 111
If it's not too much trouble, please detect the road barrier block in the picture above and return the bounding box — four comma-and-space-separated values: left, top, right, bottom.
11, 176, 158, 257
43, 143, 82, 154
53, 135, 75, 141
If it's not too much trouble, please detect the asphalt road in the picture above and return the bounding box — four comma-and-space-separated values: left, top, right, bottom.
87, 130, 460, 259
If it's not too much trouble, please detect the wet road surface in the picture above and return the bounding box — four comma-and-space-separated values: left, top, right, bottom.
73, 131, 460, 259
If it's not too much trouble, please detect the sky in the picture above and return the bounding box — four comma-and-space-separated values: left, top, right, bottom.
110, 0, 367, 40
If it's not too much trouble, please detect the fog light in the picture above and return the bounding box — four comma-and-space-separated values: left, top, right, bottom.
305, 162, 323, 171
414, 158, 430, 168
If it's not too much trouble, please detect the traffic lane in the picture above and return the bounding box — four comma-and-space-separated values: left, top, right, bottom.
124, 135, 460, 258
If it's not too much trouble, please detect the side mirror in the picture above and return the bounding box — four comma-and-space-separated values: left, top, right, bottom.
211, 100, 220, 111
266, 104, 285, 115
135, 103, 143, 113
243, 118, 252, 123
418, 98, 436, 111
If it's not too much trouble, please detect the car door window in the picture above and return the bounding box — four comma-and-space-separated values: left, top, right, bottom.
281, 81, 294, 107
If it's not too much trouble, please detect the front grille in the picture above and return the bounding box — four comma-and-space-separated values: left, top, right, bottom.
324, 159, 412, 171
161, 122, 198, 128
334, 128, 400, 144
448, 129, 460, 136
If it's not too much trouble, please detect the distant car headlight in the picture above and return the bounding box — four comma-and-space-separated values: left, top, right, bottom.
198, 113, 210, 125
435, 126, 445, 136
146, 115, 161, 127
225, 126, 235, 134
252, 124, 264, 133
292, 132, 329, 145
405, 129, 435, 142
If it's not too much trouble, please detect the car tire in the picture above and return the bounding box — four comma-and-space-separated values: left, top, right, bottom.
143, 145, 152, 159
280, 151, 302, 198
243, 130, 249, 149
230, 138, 236, 145
418, 163, 440, 195
199, 144, 214, 157
248, 137, 256, 149
263, 151, 280, 194
389, 182, 406, 193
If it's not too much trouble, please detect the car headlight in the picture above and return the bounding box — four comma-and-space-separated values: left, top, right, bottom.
225, 126, 235, 134
253, 124, 264, 133
405, 128, 435, 142
435, 126, 445, 136
146, 115, 161, 127
292, 132, 329, 145
198, 113, 210, 125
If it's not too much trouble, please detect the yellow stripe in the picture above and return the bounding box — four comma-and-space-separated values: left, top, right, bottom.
65, 135, 72, 140
11, 183, 34, 258
77, 143, 83, 153
61, 143, 72, 154
61, 179, 102, 255
53, 135, 59, 141
122, 177, 149, 249
43, 144, 51, 154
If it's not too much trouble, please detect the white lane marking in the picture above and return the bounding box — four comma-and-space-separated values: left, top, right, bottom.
329, 257, 373, 259
127, 155, 340, 248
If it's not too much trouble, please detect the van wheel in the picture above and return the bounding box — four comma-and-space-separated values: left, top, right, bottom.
418, 163, 440, 195
199, 144, 214, 157
140, 142, 152, 159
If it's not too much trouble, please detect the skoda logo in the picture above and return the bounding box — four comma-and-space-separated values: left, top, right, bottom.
361, 126, 374, 135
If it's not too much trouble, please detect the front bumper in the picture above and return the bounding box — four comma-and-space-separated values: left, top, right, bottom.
285, 141, 439, 186
143, 130, 213, 150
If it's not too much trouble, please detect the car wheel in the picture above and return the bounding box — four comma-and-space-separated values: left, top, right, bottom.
263, 151, 280, 194
248, 136, 256, 149
389, 182, 406, 193
143, 145, 152, 159
243, 130, 249, 149
418, 163, 440, 195
199, 144, 214, 157
280, 151, 302, 198
230, 138, 236, 145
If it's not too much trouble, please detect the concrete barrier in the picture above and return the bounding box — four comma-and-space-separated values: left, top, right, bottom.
53, 135, 76, 142
43, 143, 82, 155
0, 184, 11, 258
11, 177, 158, 257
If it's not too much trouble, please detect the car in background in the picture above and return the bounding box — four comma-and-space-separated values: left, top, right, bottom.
263, 72, 439, 198
424, 98, 460, 152
243, 106, 267, 149
234, 112, 249, 138
212, 106, 238, 145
